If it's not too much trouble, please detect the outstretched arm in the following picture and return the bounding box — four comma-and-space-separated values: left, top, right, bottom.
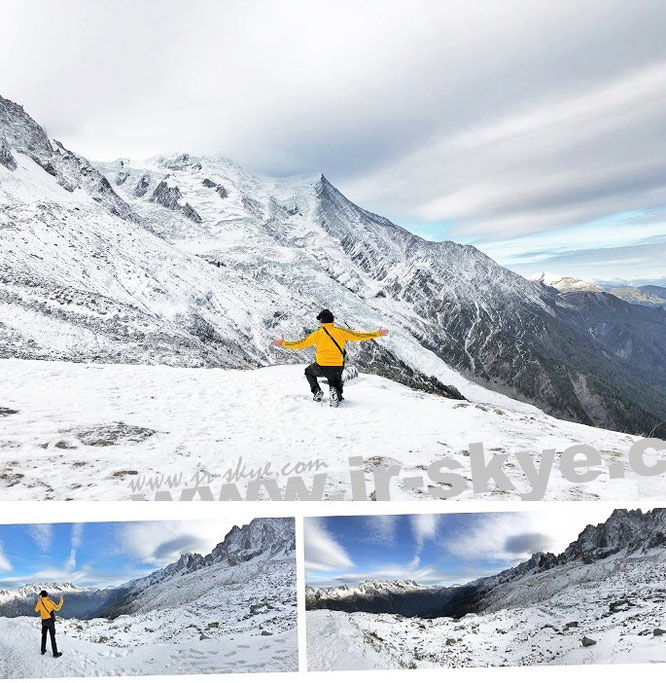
339, 327, 389, 342
272, 330, 318, 350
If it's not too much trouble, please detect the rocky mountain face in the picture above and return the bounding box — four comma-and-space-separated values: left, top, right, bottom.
306, 509, 666, 619
0, 96, 136, 221
0, 582, 120, 619
1, 94, 665, 435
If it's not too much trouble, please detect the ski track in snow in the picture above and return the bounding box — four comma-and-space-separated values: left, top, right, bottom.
0, 359, 659, 501
307, 555, 666, 670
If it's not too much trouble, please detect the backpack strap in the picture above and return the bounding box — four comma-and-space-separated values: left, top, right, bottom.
321, 327, 346, 365
41, 598, 54, 621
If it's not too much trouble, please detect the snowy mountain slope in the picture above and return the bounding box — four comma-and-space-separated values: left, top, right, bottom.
0, 519, 298, 676
307, 510, 666, 669
1, 94, 664, 436
0, 96, 135, 222
103, 518, 295, 617
307, 554, 666, 670
2, 360, 663, 501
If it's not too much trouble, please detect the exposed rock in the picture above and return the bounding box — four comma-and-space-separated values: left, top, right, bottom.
0, 136, 17, 170
203, 177, 228, 198
133, 173, 151, 197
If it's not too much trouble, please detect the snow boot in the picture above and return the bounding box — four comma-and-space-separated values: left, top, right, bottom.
329, 386, 340, 407
313, 389, 324, 402
54, 652, 63, 659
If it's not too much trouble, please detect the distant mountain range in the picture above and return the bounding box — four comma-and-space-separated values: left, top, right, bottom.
530, 272, 666, 309
1, 94, 665, 436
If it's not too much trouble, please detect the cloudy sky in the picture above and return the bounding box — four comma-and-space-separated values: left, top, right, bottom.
0, 517, 253, 588
304, 507, 623, 587
2, 0, 665, 280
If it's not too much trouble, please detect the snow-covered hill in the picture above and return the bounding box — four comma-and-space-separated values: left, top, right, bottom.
2, 94, 665, 437
307, 509, 666, 669
2, 360, 663, 501
0, 518, 297, 676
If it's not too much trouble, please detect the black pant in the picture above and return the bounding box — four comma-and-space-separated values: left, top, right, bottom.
305, 363, 344, 397
41, 618, 58, 655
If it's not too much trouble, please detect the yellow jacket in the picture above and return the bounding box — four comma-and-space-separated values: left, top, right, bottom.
35, 596, 64, 620
282, 323, 381, 367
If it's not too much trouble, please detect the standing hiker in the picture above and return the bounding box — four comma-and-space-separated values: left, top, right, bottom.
272, 309, 388, 406
35, 590, 64, 658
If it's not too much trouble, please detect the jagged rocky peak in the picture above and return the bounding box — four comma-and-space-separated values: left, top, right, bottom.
150, 175, 202, 223
561, 508, 666, 563
133, 172, 151, 197
208, 517, 295, 566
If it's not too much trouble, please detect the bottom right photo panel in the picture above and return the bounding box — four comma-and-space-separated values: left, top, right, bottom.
305, 507, 666, 670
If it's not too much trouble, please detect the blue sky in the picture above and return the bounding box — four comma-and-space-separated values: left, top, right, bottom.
0, 518, 250, 589
2, 1, 665, 282
304, 508, 617, 587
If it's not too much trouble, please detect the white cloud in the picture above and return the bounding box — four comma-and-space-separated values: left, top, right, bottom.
411, 514, 438, 552
364, 516, 398, 546
346, 60, 666, 241
118, 518, 250, 565
0, 540, 11, 572
65, 522, 83, 572
304, 518, 354, 572
26, 524, 54, 553
443, 507, 616, 563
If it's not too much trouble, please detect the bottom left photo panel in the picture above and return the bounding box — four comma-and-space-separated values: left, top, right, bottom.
0, 516, 298, 678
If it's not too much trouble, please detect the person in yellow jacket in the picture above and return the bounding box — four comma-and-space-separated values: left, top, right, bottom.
35, 590, 64, 658
272, 309, 388, 406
